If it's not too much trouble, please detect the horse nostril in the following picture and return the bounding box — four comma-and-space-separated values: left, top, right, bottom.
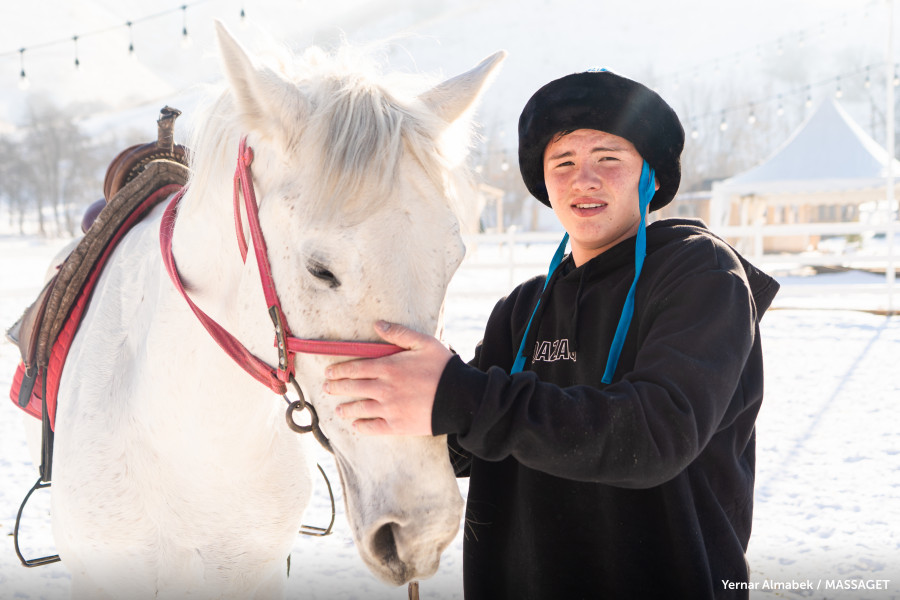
371, 522, 400, 564
369, 522, 414, 584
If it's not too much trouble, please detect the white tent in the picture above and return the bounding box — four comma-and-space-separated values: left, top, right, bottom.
710, 99, 899, 235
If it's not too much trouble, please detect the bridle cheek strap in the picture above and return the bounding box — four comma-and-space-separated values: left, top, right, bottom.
232, 137, 295, 383
160, 136, 403, 397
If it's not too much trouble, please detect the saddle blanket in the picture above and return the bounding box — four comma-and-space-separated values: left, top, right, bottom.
9, 183, 183, 430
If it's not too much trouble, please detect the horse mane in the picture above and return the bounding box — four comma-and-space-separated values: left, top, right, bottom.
187, 41, 479, 227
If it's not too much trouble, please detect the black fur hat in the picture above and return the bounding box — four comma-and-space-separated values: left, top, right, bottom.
518, 70, 685, 212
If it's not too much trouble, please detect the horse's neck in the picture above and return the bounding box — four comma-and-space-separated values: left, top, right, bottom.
171, 182, 244, 304
169, 182, 281, 379
173, 180, 237, 279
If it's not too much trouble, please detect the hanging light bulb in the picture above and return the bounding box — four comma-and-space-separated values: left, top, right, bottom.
719, 113, 728, 131
864, 66, 871, 89
691, 126, 699, 140
127, 21, 136, 59
894, 68, 899, 87
747, 105, 757, 125
805, 88, 813, 108
835, 77, 843, 99
181, 5, 192, 48
18, 47, 29, 90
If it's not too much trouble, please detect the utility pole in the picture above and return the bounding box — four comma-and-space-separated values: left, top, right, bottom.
887, 0, 896, 314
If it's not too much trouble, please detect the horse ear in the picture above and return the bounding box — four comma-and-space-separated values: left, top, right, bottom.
214, 20, 308, 137
418, 51, 507, 125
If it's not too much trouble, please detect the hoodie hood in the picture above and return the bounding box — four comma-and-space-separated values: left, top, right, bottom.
643, 218, 780, 317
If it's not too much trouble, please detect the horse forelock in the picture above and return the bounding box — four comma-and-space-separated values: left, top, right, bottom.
187, 43, 477, 227
299, 67, 472, 224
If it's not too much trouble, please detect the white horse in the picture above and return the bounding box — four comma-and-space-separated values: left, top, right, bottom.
37, 22, 503, 599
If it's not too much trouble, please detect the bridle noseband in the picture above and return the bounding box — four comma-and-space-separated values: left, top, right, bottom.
159, 136, 403, 451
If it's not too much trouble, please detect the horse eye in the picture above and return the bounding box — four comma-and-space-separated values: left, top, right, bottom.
307, 260, 341, 289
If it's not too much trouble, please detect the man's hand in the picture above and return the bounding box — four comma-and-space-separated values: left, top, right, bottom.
323, 321, 453, 436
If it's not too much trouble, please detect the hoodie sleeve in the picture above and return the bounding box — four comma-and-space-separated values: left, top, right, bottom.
432, 239, 761, 488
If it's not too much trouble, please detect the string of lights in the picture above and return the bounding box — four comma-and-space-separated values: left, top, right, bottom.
3, 1, 246, 88
0, 1, 892, 145
4, 1, 876, 89
682, 62, 894, 139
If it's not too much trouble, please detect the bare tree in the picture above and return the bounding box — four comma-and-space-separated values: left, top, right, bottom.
1, 95, 109, 236
0, 135, 32, 234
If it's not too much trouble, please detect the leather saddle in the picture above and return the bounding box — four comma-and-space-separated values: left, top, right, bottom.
82, 106, 189, 233
7, 107, 190, 423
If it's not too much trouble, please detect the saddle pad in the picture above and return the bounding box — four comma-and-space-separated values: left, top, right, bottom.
9, 182, 184, 430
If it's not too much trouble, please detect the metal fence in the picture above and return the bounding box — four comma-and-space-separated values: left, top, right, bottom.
449, 222, 898, 314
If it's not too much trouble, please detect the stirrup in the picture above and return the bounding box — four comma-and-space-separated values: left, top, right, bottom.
14, 477, 61, 567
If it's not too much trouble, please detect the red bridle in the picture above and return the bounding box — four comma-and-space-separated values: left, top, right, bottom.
159, 136, 402, 402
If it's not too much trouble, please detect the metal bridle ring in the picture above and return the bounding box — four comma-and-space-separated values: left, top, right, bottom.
283, 377, 333, 453
284, 377, 315, 434
285, 399, 314, 434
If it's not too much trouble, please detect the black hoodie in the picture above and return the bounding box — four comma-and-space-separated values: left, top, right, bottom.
432, 219, 780, 600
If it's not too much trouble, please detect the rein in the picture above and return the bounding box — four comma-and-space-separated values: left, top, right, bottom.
159, 136, 403, 451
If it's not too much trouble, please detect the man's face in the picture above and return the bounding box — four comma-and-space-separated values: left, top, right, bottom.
543, 129, 654, 266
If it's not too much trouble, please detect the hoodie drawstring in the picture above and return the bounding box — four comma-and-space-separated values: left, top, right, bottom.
510, 233, 569, 374
601, 161, 656, 383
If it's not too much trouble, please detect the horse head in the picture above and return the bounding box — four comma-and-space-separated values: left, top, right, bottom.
176, 23, 504, 585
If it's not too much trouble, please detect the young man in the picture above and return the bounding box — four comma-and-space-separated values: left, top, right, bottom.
325, 70, 779, 599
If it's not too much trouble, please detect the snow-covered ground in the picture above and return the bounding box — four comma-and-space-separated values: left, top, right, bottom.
1, 233, 898, 599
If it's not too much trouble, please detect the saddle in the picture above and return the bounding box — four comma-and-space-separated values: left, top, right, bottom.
6, 107, 190, 480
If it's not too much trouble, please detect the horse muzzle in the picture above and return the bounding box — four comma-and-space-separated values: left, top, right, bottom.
362, 505, 463, 585
333, 437, 463, 586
